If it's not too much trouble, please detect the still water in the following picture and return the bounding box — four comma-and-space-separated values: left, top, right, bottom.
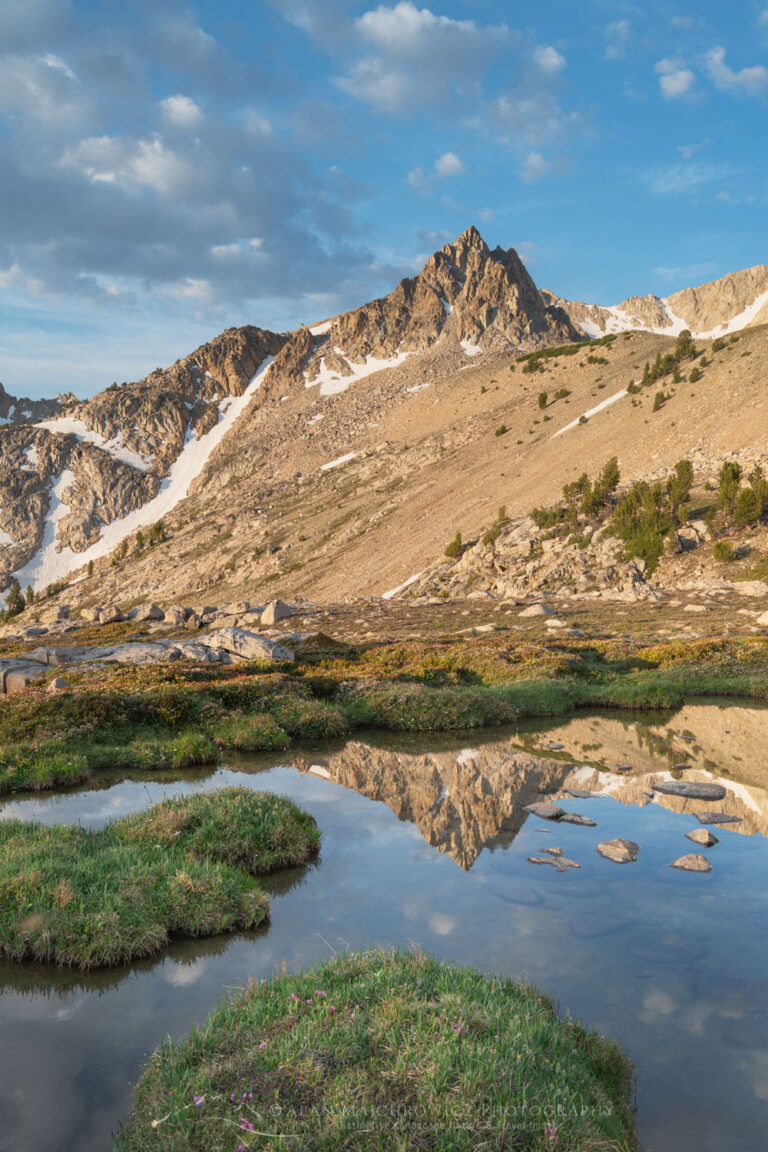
1, 702, 768, 1151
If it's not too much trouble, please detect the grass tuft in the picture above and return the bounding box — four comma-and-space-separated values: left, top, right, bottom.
116, 947, 637, 1151
0, 789, 319, 969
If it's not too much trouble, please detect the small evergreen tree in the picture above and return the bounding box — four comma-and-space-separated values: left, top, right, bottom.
718, 461, 742, 514
25, 584, 34, 607
675, 329, 697, 359
538, 391, 548, 410
87, 559, 94, 577
689, 367, 701, 383
444, 531, 463, 559
734, 487, 761, 527
3, 579, 25, 620
666, 459, 694, 515
135, 529, 144, 554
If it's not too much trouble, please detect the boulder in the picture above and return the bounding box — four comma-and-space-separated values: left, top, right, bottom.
165, 606, 188, 626
558, 812, 597, 827
98, 606, 123, 625
694, 812, 742, 825
670, 853, 712, 873
524, 802, 564, 821
80, 606, 102, 622
1, 661, 47, 693
47, 676, 71, 693
184, 613, 203, 630
756, 611, 768, 626
260, 599, 294, 626
597, 839, 639, 864
653, 781, 726, 801
519, 603, 554, 618
132, 604, 165, 622
200, 627, 295, 662
685, 828, 719, 847
39, 605, 70, 623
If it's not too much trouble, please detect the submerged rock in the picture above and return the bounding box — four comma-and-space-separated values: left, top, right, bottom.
527, 855, 581, 872
559, 812, 597, 826
597, 839, 640, 864
670, 853, 712, 873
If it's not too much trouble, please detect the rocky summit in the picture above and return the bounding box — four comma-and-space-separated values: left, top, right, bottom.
2, 227, 768, 615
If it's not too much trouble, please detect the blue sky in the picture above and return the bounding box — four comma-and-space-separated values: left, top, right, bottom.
1, 0, 767, 398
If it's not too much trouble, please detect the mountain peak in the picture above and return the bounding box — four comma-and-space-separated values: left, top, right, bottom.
445, 224, 488, 257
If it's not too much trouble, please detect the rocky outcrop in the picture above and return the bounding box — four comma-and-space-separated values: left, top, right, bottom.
544, 264, 768, 339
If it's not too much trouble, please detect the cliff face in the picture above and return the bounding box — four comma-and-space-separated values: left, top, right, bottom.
0, 228, 578, 593
544, 264, 768, 339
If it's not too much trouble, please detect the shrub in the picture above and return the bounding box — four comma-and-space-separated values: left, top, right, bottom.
713, 541, 736, 562
666, 459, 694, 513
734, 487, 762, 527
537, 391, 548, 409
494, 424, 507, 436
652, 391, 669, 412
444, 531, 463, 558
1, 579, 25, 622
689, 367, 701, 383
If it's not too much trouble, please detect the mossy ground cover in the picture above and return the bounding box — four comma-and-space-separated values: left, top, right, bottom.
3, 616, 768, 796
0, 788, 319, 969
116, 948, 636, 1152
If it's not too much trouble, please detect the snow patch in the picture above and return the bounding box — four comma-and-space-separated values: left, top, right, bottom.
308, 764, 332, 779
320, 452, 357, 472
406, 382, 431, 394
305, 349, 411, 397
381, 571, 423, 599
309, 319, 333, 336
14, 357, 275, 590
0, 526, 16, 546
22, 445, 39, 471
551, 387, 630, 438
36, 416, 154, 472
460, 338, 482, 356
438, 295, 453, 316
14, 470, 76, 588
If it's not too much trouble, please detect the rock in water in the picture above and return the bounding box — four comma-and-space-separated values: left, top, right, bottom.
670, 854, 712, 873
694, 812, 742, 825
524, 802, 564, 821
653, 781, 727, 801
597, 839, 640, 864
685, 828, 719, 847
558, 812, 597, 826
527, 856, 581, 872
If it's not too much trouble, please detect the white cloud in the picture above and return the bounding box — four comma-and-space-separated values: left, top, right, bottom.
210, 238, 263, 258
171, 277, 211, 300
643, 160, 734, 196
159, 94, 202, 128
656, 58, 695, 99
334, 2, 510, 114
605, 20, 630, 61
39, 53, 78, 82
758, 9, 768, 26
704, 46, 768, 96
520, 150, 551, 183
62, 134, 191, 195
533, 45, 565, 73
434, 151, 464, 177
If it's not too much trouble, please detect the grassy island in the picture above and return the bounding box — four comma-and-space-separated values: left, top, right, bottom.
116, 947, 637, 1152
0, 788, 319, 968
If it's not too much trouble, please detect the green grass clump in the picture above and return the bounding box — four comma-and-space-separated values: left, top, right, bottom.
116, 788, 320, 874
213, 712, 290, 751
117, 948, 636, 1152
0, 788, 319, 968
